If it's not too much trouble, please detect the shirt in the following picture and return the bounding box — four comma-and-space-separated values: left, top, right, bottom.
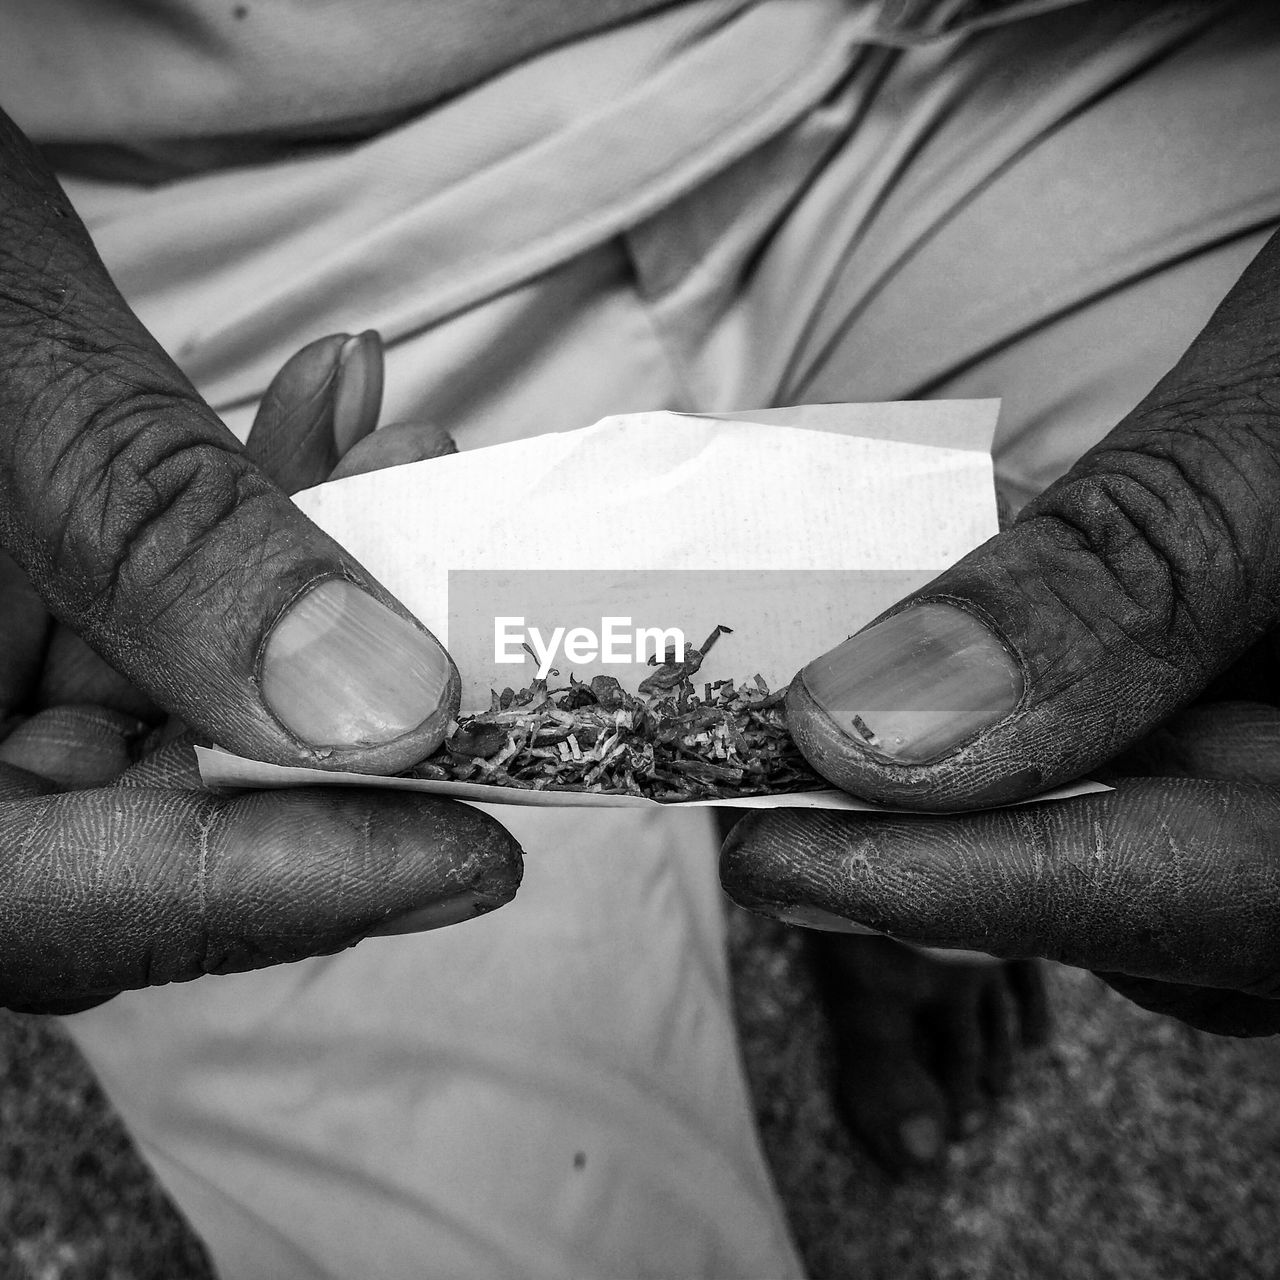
3, 0, 1096, 145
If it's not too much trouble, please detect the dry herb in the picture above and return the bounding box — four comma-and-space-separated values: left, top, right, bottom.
407, 625, 825, 802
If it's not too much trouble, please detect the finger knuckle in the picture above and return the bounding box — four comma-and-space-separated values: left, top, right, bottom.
1032, 438, 1261, 673
50, 396, 272, 628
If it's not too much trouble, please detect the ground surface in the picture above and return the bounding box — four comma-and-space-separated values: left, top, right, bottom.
728, 912, 1280, 1280
1, 912, 1278, 1279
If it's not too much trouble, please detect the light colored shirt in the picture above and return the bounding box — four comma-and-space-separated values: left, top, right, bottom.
3, 0, 1096, 145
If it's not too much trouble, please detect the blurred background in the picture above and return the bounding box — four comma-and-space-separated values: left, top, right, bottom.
2, 910, 1278, 1279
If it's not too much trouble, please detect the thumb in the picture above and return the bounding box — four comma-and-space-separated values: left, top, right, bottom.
0, 107, 455, 773
787, 229, 1280, 809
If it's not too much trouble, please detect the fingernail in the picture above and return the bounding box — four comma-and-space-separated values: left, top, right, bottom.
364, 892, 497, 937
333, 331, 384, 454
262, 579, 450, 747
899, 1114, 943, 1163
802, 603, 1022, 764
770, 903, 884, 936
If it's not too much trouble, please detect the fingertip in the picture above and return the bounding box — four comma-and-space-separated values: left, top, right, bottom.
425, 796, 526, 906
329, 420, 458, 481
717, 808, 788, 910
0, 705, 148, 789
247, 330, 385, 497
360, 842, 522, 937
718, 807, 871, 923
719, 805, 995, 953
214, 787, 523, 945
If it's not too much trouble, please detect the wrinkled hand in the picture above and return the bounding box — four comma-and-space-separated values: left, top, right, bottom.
723, 229, 1280, 1036
0, 105, 520, 1014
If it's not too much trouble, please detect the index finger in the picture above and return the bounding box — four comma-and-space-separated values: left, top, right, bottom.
721, 779, 1280, 997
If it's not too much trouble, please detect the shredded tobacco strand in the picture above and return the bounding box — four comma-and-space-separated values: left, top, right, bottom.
406, 634, 824, 802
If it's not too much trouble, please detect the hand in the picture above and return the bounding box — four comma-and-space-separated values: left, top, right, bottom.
722, 229, 1280, 1036
1, 111, 457, 773
0, 99, 521, 1014
809, 933, 1047, 1176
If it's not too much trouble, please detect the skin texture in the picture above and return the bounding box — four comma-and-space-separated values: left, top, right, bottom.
0, 109, 457, 774
0, 87, 1023, 1167
0, 105, 524, 1013
723, 228, 1280, 1036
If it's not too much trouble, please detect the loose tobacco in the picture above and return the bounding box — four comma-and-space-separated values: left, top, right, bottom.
407, 625, 825, 802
